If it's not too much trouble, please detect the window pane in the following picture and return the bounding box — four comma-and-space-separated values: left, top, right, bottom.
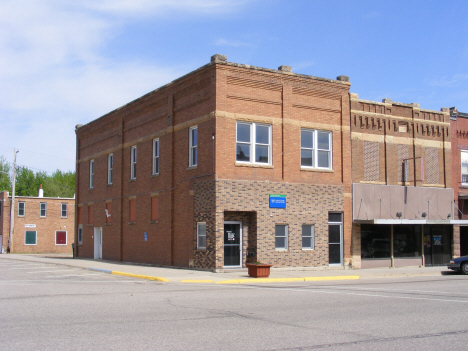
192, 148, 197, 165
301, 149, 313, 167
154, 141, 159, 157
198, 236, 206, 248
302, 237, 312, 249
302, 225, 312, 237
329, 225, 341, 243
301, 130, 313, 148
317, 150, 330, 168
462, 161, 468, 175
328, 213, 342, 222
329, 243, 341, 264
255, 145, 269, 163
275, 237, 286, 249
237, 123, 250, 142
192, 128, 198, 146
236, 143, 250, 161
198, 223, 206, 237
256, 125, 269, 144
317, 132, 330, 150
275, 225, 286, 237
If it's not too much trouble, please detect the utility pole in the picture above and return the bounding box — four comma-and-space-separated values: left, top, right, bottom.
8, 149, 18, 253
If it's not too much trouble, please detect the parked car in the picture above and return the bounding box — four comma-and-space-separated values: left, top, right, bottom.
447, 256, 468, 274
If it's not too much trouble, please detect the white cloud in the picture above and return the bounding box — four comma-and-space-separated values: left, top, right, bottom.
0, 0, 251, 172
429, 74, 468, 87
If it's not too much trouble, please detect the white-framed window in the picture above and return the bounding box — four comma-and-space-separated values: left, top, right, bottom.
275, 224, 288, 250
153, 138, 159, 175
302, 224, 315, 250
197, 222, 206, 250
461, 151, 468, 185
131, 145, 137, 180
18, 201, 25, 217
78, 224, 83, 244
189, 126, 198, 167
40, 202, 47, 217
25, 231, 36, 245
61, 203, 68, 218
55, 231, 67, 245
89, 159, 94, 188
301, 129, 332, 169
108, 153, 113, 185
236, 122, 272, 164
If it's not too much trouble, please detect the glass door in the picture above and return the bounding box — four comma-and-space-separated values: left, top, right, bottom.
328, 213, 343, 266
224, 222, 242, 267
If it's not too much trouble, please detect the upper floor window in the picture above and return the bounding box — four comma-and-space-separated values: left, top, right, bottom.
189, 126, 198, 167
18, 201, 25, 217
131, 146, 137, 180
236, 122, 271, 165
61, 203, 68, 218
462, 151, 468, 185
108, 153, 113, 185
153, 138, 159, 175
301, 129, 332, 169
89, 159, 94, 188
40, 202, 47, 217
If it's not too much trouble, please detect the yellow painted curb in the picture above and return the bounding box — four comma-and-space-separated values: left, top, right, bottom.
216, 275, 360, 284
181, 279, 214, 283
112, 271, 169, 282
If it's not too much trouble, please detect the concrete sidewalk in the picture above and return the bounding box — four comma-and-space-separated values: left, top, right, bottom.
0, 253, 452, 284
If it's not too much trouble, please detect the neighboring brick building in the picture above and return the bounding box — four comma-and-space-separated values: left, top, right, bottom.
351, 95, 458, 268
0, 189, 75, 254
450, 107, 468, 256
75, 54, 352, 270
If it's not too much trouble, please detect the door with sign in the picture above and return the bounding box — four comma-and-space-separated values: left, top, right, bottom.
224, 221, 242, 267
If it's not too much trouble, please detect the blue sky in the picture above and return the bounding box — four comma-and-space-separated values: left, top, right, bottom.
1, 0, 467, 173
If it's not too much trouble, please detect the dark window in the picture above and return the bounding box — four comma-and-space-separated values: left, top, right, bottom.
25, 231, 36, 245
361, 225, 391, 259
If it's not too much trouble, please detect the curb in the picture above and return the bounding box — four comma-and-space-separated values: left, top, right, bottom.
88, 268, 169, 282
213, 275, 360, 284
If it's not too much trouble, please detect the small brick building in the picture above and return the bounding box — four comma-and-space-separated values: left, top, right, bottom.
74, 54, 461, 270
0, 190, 75, 254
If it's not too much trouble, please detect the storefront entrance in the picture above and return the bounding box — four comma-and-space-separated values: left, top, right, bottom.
424, 225, 452, 266
224, 221, 242, 268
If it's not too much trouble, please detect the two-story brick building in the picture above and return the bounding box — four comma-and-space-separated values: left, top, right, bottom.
74, 54, 353, 270
74, 54, 460, 270
0, 188, 75, 254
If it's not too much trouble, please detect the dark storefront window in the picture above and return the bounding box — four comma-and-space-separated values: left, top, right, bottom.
361, 225, 391, 258
393, 225, 421, 257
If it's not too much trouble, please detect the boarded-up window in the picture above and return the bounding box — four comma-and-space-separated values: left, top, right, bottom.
88, 205, 93, 224
129, 199, 136, 222
397, 144, 409, 183
425, 147, 439, 184
25, 231, 36, 245
106, 203, 111, 224
151, 197, 159, 221
363, 141, 379, 182
56, 231, 67, 245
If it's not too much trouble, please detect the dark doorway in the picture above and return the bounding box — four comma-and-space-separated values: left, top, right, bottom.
461, 226, 468, 256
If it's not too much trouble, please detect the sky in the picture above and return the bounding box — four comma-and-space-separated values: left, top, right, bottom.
1, 0, 467, 174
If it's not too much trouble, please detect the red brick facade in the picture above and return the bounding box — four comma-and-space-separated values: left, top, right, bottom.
0, 191, 75, 254
75, 55, 352, 270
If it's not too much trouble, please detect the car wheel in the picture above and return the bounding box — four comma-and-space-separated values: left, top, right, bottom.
462, 262, 468, 275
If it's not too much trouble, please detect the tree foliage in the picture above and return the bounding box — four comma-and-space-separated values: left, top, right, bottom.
0, 156, 75, 198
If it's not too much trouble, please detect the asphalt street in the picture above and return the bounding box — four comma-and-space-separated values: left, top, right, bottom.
1, 257, 468, 350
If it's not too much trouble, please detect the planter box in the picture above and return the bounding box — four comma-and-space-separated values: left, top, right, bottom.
246, 263, 273, 278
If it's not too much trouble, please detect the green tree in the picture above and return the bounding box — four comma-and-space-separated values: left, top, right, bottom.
0, 156, 11, 192
43, 170, 75, 198
15, 166, 38, 196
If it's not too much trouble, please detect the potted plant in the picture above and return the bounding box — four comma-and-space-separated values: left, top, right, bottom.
246, 262, 273, 278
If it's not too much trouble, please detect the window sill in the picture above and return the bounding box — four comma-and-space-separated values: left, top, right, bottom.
87, 224, 93, 227
105, 223, 112, 226
129, 178, 136, 182
235, 162, 273, 169
302, 248, 315, 251
151, 173, 160, 178
150, 220, 159, 224
300, 167, 333, 173
187, 165, 197, 170
128, 221, 136, 225
107, 183, 113, 187
275, 249, 288, 251
88, 188, 93, 191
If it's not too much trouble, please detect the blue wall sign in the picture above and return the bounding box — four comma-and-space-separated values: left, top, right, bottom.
269, 194, 286, 208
